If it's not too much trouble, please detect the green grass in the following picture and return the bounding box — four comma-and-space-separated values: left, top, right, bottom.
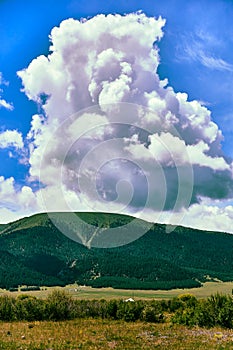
0, 213, 49, 235
3, 281, 233, 300
0, 287, 232, 348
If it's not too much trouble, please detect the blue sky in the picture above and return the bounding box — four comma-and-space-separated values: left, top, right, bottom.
1, 1, 233, 156
1, 0, 233, 232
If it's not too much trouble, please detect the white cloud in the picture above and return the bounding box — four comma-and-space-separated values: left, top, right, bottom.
0, 99, 13, 111
0, 72, 9, 86
0, 208, 23, 224
0, 73, 13, 110
8, 12, 233, 233
178, 202, 233, 234
137, 201, 233, 234
186, 141, 230, 171
177, 31, 233, 72
0, 130, 24, 149
0, 176, 40, 223
125, 133, 230, 172
18, 13, 165, 118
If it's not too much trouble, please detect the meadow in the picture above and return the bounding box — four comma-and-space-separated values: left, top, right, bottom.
2, 281, 233, 300
0, 319, 233, 349
0, 284, 232, 349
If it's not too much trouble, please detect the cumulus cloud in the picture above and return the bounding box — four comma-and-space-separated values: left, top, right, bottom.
18, 13, 165, 116
9, 12, 232, 233
0, 176, 39, 222
182, 202, 233, 233
0, 130, 24, 149
135, 201, 233, 234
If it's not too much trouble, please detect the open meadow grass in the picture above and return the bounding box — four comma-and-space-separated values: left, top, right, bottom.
0, 287, 232, 349
0, 319, 233, 350
2, 281, 233, 300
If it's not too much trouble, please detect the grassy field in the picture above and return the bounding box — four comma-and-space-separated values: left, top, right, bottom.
0, 283, 233, 349
0, 319, 232, 349
2, 281, 233, 300
66, 281, 233, 300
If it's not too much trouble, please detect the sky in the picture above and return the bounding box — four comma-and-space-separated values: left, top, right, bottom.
1, 0, 233, 235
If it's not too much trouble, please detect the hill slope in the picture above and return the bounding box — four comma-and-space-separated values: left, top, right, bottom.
0, 212, 233, 290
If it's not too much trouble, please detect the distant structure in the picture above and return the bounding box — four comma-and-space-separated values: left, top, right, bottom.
124, 298, 135, 302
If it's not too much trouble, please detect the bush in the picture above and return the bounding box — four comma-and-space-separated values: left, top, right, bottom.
116, 300, 144, 322
106, 300, 118, 319
171, 307, 197, 327
166, 297, 184, 312
83, 299, 108, 319
172, 293, 233, 329
20, 286, 40, 292
142, 304, 164, 323
0, 295, 16, 321
0, 290, 231, 327
177, 293, 198, 308
195, 294, 233, 328
15, 295, 45, 321
45, 290, 74, 321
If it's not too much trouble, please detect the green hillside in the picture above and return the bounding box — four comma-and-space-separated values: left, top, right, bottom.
0, 212, 233, 290
0, 224, 7, 232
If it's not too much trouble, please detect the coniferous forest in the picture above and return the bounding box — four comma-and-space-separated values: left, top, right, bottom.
0, 212, 233, 290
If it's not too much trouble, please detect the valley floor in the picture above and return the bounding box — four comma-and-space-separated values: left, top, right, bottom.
2, 281, 233, 300
0, 319, 232, 349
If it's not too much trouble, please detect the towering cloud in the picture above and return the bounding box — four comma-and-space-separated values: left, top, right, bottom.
13, 12, 233, 233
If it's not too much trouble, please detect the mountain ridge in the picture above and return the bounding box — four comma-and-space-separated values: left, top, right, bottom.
0, 212, 232, 290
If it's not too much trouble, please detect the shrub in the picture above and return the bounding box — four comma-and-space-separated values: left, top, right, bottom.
116, 300, 144, 322
171, 307, 197, 327
142, 304, 164, 323
177, 293, 198, 308
45, 290, 74, 321
172, 293, 233, 329
0, 290, 231, 327
83, 299, 108, 318
0, 295, 16, 321
166, 297, 184, 312
195, 294, 233, 328
106, 300, 118, 319
15, 295, 45, 321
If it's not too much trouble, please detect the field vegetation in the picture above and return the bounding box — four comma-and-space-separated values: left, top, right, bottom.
1, 319, 233, 349
0, 291, 233, 349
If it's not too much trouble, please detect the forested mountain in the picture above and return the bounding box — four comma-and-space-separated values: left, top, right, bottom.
0, 212, 233, 290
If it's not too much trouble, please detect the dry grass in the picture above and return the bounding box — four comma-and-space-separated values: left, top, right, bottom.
0, 281, 232, 349
0, 319, 232, 349
2, 281, 233, 300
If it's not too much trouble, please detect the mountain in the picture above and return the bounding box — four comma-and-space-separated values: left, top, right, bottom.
0, 212, 233, 290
